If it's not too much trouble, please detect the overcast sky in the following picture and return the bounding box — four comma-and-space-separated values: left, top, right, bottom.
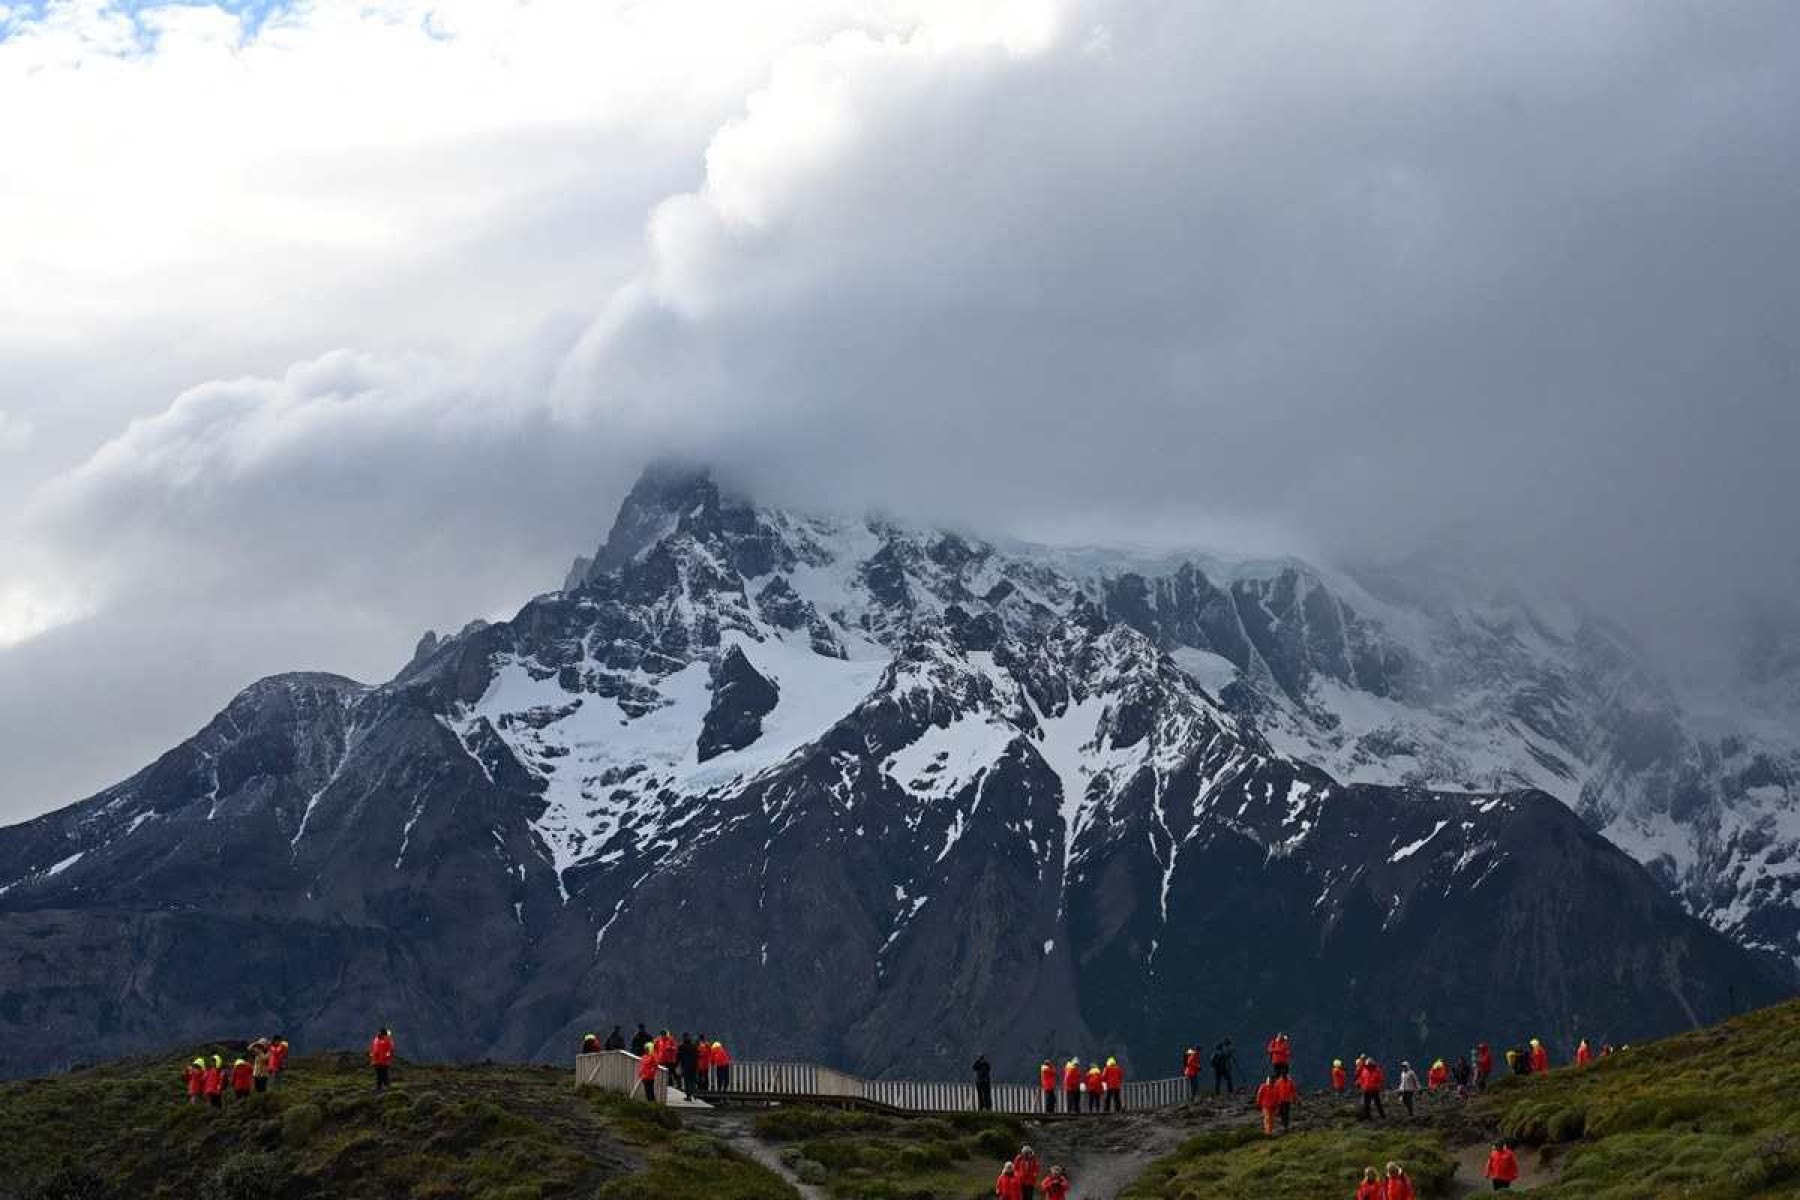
2, 0, 1797, 820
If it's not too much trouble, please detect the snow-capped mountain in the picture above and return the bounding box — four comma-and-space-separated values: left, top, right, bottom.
0, 465, 1786, 1079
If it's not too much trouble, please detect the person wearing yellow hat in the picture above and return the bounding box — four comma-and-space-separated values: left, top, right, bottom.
1039, 1060, 1057, 1112
184, 1057, 204, 1105
710, 1040, 732, 1091
1102, 1057, 1124, 1111
1084, 1062, 1103, 1112
1062, 1059, 1080, 1115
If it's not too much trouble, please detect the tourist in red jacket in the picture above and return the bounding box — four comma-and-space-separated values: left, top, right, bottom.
636, 1046, 659, 1101
1040, 1166, 1071, 1200
1427, 1059, 1449, 1091
1267, 1033, 1292, 1079
1102, 1058, 1124, 1111
1575, 1040, 1592, 1067
1040, 1061, 1057, 1112
1528, 1039, 1549, 1074
184, 1058, 204, 1105
203, 1056, 224, 1108
1485, 1141, 1520, 1190
696, 1036, 714, 1091
1357, 1058, 1386, 1120
230, 1057, 253, 1098
1062, 1060, 1081, 1114
1183, 1047, 1202, 1099
369, 1028, 396, 1092
1274, 1073, 1298, 1131
1331, 1059, 1348, 1093
1475, 1043, 1494, 1090
1383, 1162, 1415, 1200
1356, 1166, 1383, 1200
994, 1161, 1021, 1200
269, 1036, 289, 1087
711, 1040, 732, 1091
1013, 1146, 1040, 1200
1255, 1076, 1283, 1136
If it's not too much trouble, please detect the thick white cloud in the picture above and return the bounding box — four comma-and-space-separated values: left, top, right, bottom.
3, 0, 1799, 815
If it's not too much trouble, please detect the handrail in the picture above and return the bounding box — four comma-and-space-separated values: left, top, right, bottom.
574, 1050, 1195, 1115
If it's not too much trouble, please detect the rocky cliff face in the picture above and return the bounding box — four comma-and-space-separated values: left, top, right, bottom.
0, 467, 1786, 1079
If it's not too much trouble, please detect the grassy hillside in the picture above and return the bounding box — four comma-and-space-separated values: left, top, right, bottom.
0, 1048, 796, 1200
4, 1001, 1800, 1199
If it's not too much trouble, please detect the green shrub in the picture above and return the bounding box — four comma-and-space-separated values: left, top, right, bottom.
23, 1163, 119, 1200
279, 1102, 322, 1147
1547, 1105, 1587, 1142
794, 1159, 829, 1184
206, 1150, 294, 1200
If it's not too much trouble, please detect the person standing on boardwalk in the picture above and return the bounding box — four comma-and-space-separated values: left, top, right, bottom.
636, 1046, 658, 1101
1085, 1062, 1104, 1112
711, 1041, 733, 1091
603, 1026, 626, 1051
677, 1033, 699, 1094
697, 1035, 714, 1091
1062, 1059, 1080, 1115
972, 1054, 993, 1111
1183, 1047, 1202, 1099
1039, 1061, 1057, 1112
633, 1023, 653, 1056
1102, 1057, 1124, 1111
369, 1028, 395, 1092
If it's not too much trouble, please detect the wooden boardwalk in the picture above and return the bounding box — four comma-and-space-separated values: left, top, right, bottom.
575, 1050, 1194, 1115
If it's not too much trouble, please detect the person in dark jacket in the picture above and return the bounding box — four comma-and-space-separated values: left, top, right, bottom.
633, 1023, 653, 1056
604, 1027, 626, 1051
1211, 1041, 1237, 1094
972, 1055, 993, 1111
677, 1034, 700, 1094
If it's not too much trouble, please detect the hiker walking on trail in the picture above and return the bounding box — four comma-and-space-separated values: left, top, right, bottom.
1267, 1033, 1292, 1079
370, 1028, 396, 1092
1183, 1046, 1203, 1098
1013, 1146, 1040, 1200
184, 1058, 204, 1105
973, 1054, 994, 1111
1103, 1057, 1124, 1111
1529, 1039, 1550, 1074
1039, 1061, 1057, 1112
1041, 1165, 1070, 1200
1476, 1043, 1493, 1089
1211, 1041, 1236, 1094
231, 1056, 253, 1099
1427, 1059, 1448, 1091
1453, 1055, 1472, 1097
1356, 1166, 1383, 1200
1383, 1161, 1415, 1200
1085, 1062, 1103, 1112
1331, 1059, 1348, 1093
1396, 1062, 1419, 1116
1576, 1039, 1592, 1067
1485, 1141, 1520, 1190
204, 1055, 224, 1108
636, 1047, 658, 1101
1356, 1057, 1386, 1119
995, 1160, 1021, 1200
252, 1044, 272, 1094
1063, 1059, 1080, 1115
268, 1036, 289, 1088
1256, 1075, 1282, 1135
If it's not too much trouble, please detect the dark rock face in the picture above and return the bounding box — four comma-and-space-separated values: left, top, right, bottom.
0, 467, 1789, 1081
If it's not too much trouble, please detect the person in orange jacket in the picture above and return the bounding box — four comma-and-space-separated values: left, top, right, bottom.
1013, 1146, 1040, 1200
1267, 1033, 1292, 1079
994, 1160, 1021, 1200
636, 1045, 659, 1101
1183, 1047, 1202, 1099
1331, 1059, 1348, 1093
230, 1057, 253, 1098
269, 1035, 289, 1088
369, 1027, 396, 1092
1485, 1141, 1520, 1191
1355, 1166, 1383, 1200
1357, 1057, 1386, 1120
183, 1058, 204, 1105
1255, 1076, 1283, 1135
710, 1040, 732, 1091
1102, 1057, 1124, 1111
1040, 1165, 1070, 1200
1383, 1161, 1415, 1200
203, 1055, 225, 1108
696, 1035, 714, 1091
1427, 1059, 1449, 1090
656, 1030, 678, 1072
1039, 1061, 1058, 1113
1528, 1039, 1549, 1074
1475, 1043, 1493, 1090
1575, 1039, 1592, 1067
1084, 1063, 1103, 1112
1062, 1060, 1080, 1115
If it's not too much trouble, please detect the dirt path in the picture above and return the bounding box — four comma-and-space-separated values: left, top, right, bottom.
1030, 1111, 1198, 1199
689, 1112, 829, 1200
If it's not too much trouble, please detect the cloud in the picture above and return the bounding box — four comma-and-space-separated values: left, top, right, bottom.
4, 0, 1800, 815
0, 410, 32, 452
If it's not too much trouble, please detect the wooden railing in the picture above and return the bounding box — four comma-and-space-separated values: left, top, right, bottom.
575, 1051, 1196, 1115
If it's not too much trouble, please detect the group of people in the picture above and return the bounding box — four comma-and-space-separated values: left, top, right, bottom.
602, 1025, 733, 1098
1005, 1055, 1126, 1113
180, 1035, 290, 1106
993, 1144, 1071, 1200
